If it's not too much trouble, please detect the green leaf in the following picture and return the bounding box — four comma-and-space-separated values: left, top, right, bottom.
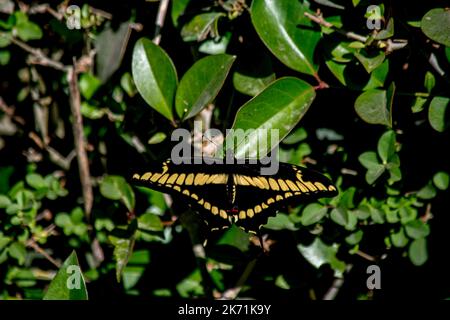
43, 251, 88, 300
374, 18, 394, 40
25, 173, 46, 189
79, 73, 102, 100
138, 212, 164, 231
199, 32, 231, 55
354, 88, 392, 127
370, 207, 385, 224
411, 96, 427, 113
132, 38, 177, 121
354, 205, 371, 220
0, 194, 11, 208
428, 96, 450, 132
148, 132, 167, 144
409, 238, 428, 266
251, 0, 320, 76
300, 203, 327, 226
81, 102, 105, 119
171, 0, 191, 27
109, 236, 135, 282
424, 71, 435, 93
95, 21, 131, 83
399, 206, 417, 224
265, 213, 298, 231
0, 32, 12, 48
221, 77, 315, 159
298, 238, 346, 277
359, 151, 379, 169
354, 50, 385, 73
433, 171, 449, 190
421, 9, 450, 46
120, 72, 137, 97
8, 242, 27, 265
391, 228, 408, 248
175, 54, 235, 120
330, 207, 357, 230
345, 230, 363, 245
377, 130, 396, 164
217, 225, 250, 252
100, 176, 135, 211
417, 182, 437, 200
0, 50, 10, 65
405, 220, 430, 239
180, 13, 225, 42
282, 128, 308, 145
14, 13, 43, 41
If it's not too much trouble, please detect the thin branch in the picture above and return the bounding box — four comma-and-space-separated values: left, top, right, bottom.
322, 264, 353, 300
304, 12, 368, 42
221, 257, 259, 300
26, 239, 61, 269
153, 0, 170, 45
67, 63, 93, 219
355, 250, 377, 262
10, 37, 66, 71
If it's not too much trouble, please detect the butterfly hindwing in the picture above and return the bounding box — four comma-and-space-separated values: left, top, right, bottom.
131, 158, 338, 234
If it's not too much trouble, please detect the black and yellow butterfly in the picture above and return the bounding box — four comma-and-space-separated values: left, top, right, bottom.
131, 157, 337, 234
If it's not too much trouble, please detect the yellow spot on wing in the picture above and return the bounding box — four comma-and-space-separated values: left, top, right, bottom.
255, 205, 262, 213
278, 179, 289, 191
133, 174, 140, 179
142, 172, 152, 180
194, 173, 208, 185
211, 206, 218, 215
185, 174, 194, 185
247, 208, 254, 218
268, 178, 279, 191
304, 181, 317, 192
150, 173, 162, 182
262, 203, 268, 209
315, 182, 327, 191
252, 177, 266, 189
296, 181, 309, 193
239, 211, 246, 219
176, 173, 186, 185
267, 198, 275, 204
167, 174, 178, 184
276, 195, 283, 201
158, 173, 169, 184
285, 192, 293, 198
286, 180, 299, 191
191, 193, 198, 200
198, 199, 204, 205
328, 185, 337, 192
182, 189, 190, 196
235, 175, 249, 186
220, 210, 227, 219
173, 186, 181, 192
204, 202, 211, 210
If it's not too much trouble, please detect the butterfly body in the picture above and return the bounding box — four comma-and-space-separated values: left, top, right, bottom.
132, 158, 337, 234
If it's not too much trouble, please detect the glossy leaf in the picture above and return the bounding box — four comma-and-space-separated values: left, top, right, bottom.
221, 77, 315, 158
298, 238, 346, 277
428, 96, 449, 132
391, 228, 408, 248
300, 203, 327, 226
175, 54, 235, 120
405, 220, 430, 239
181, 13, 225, 42
109, 236, 135, 282
217, 225, 250, 252
354, 88, 392, 127
251, 0, 320, 76
43, 251, 88, 300
377, 130, 396, 164
409, 238, 428, 266
100, 176, 135, 211
421, 9, 450, 46
433, 171, 449, 190
132, 38, 177, 121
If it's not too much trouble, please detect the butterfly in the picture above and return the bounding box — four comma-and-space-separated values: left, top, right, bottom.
131, 157, 337, 235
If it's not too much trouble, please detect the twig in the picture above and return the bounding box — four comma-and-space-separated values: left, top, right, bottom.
421, 203, 433, 223
26, 239, 61, 269
304, 12, 368, 42
221, 258, 259, 300
10, 37, 66, 71
67, 62, 93, 219
355, 250, 377, 262
153, 0, 170, 45
322, 264, 353, 300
